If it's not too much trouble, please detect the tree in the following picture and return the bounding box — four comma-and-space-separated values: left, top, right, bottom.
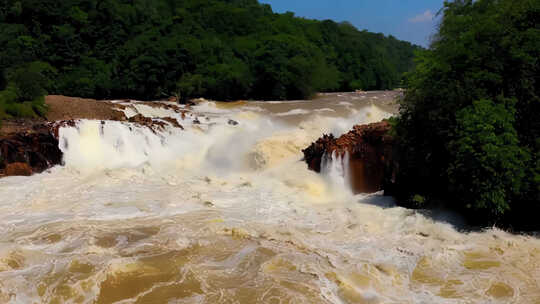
394, 0, 539, 224
448, 99, 529, 215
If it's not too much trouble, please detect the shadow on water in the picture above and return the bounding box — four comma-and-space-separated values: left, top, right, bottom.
415, 207, 473, 232
359, 194, 540, 236
418, 205, 540, 236
357, 193, 396, 209
357, 194, 478, 232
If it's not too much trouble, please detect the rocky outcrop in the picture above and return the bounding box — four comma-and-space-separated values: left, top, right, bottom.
5, 162, 33, 176
135, 101, 186, 114
49, 120, 78, 138
303, 121, 395, 194
127, 114, 185, 132
0, 126, 63, 177
161, 117, 184, 129
128, 114, 157, 127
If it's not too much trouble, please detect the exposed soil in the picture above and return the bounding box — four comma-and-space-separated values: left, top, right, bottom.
44, 95, 126, 121
0, 96, 128, 136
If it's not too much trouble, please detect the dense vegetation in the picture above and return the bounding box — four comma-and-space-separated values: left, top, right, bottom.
394, 0, 539, 228
0, 61, 51, 121
0, 0, 419, 120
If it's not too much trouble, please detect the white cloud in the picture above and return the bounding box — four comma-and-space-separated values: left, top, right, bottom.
408, 10, 434, 23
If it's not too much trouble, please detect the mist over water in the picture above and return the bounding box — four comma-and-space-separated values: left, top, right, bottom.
0, 95, 539, 303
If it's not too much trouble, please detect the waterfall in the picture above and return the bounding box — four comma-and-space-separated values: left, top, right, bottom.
58, 120, 194, 173
320, 150, 351, 192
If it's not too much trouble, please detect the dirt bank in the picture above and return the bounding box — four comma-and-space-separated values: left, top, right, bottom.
44, 95, 126, 121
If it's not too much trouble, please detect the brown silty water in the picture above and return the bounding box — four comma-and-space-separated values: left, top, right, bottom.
214, 91, 400, 125
0, 91, 538, 304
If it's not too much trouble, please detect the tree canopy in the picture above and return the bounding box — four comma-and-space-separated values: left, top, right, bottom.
0, 0, 419, 120
394, 0, 539, 227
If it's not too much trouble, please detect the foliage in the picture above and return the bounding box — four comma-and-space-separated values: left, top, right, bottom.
0, 0, 419, 103
448, 99, 529, 215
0, 61, 52, 120
395, 0, 539, 222
410, 194, 426, 208
8, 61, 55, 101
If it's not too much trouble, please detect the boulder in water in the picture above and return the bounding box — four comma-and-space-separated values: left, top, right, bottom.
0, 128, 63, 177
50, 120, 77, 138
128, 114, 168, 132
128, 114, 154, 125
161, 117, 184, 129
5, 162, 33, 176
303, 121, 395, 194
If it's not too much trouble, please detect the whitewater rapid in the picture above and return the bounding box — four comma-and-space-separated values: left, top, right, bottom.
0, 95, 538, 304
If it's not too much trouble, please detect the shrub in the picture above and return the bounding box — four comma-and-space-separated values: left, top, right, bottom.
0, 62, 52, 119
448, 99, 529, 214
8, 62, 54, 102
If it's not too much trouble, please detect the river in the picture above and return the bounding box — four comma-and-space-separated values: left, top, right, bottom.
0, 92, 538, 303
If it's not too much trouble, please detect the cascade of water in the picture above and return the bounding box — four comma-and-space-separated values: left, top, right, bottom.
320, 150, 351, 192
58, 120, 195, 172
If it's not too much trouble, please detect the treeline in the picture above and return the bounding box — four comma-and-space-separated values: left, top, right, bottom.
393, 0, 539, 228
0, 0, 419, 119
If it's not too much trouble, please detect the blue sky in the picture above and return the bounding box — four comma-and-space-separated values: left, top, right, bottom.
259, 0, 444, 47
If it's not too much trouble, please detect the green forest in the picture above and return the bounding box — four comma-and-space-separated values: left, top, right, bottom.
0, 0, 419, 119
393, 0, 539, 228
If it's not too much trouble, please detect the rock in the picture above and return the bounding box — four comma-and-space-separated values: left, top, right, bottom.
228, 119, 239, 126
303, 121, 395, 194
127, 114, 161, 132
193, 118, 201, 124
139, 101, 183, 113
0, 118, 46, 136
5, 162, 33, 176
127, 114, 188, 132
50, 120, 77, 138
128, 114, 154, 125
161, 117, 184, 130
114, 104, 126, 109
0, 128, 63, 177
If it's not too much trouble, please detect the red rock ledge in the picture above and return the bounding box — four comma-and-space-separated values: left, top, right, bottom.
302, 121, 395, 194
0, 124, 62, 177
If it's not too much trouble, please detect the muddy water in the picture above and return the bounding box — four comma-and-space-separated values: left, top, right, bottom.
0, 91, 539, 304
